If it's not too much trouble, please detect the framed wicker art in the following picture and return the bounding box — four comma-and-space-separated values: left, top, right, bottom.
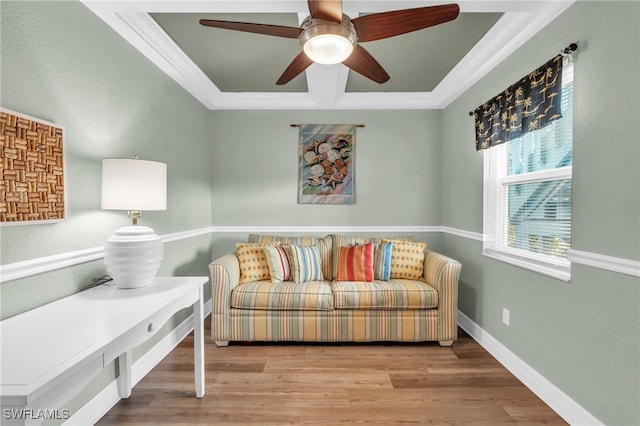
0, 108, 65, 224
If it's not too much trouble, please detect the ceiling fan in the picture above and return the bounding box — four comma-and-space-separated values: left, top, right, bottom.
199, 1, 460, 85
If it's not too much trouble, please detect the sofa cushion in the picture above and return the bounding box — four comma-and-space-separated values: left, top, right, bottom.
382, 239, 427, 280
332, 279, 438, 310
336, 243, 374, 281
236, 242, 280, 284
231, 281, 334, 311
288, 245, 324, 283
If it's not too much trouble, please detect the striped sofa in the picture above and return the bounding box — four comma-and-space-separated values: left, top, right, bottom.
209, 234, 461, 347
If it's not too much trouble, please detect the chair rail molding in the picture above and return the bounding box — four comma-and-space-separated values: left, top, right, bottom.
567, 249, 640, 278
0, 227, 214, 284
1, 225, 637, 282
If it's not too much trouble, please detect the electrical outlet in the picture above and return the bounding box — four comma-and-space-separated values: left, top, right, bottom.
502, 308, 510, 326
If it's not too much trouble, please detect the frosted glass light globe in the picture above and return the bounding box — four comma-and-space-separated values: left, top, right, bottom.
303, 34, 354, 64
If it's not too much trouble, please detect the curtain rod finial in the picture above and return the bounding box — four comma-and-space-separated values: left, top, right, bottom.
562, 42, 578, 55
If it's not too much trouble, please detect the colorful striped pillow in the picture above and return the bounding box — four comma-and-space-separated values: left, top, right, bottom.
331, 235, 369, 278
336, 243, 374, 282
287, 245, 324, 283
373, 242, 392, 280
263, 245, 292, 283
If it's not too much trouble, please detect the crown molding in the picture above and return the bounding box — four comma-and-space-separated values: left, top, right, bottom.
80, 0, 575, 110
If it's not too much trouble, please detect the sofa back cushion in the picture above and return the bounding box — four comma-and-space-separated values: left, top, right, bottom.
331, 235, 417, 279
249, 234, 316, 246
248, 234, 333, 280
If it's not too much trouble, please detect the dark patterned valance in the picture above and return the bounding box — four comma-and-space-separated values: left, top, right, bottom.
474, 55, 563, 151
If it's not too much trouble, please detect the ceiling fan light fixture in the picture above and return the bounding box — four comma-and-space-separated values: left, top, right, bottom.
300, 19, 357, 65
303, 34, 354, 64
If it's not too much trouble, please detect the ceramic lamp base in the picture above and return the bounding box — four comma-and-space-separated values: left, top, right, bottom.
104, 225, 163, 289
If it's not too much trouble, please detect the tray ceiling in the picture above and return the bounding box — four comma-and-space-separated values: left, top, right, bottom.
81, 1, 574, 110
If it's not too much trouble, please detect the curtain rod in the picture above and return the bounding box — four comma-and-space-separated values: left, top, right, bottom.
468, 42, 578, 117
290, 124, 365, 128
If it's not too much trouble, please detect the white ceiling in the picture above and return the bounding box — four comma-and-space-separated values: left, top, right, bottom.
80, 1, 574, 110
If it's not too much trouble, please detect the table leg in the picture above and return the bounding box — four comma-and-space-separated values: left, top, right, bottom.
117, 351, 132, 398
194, 285, 205, 398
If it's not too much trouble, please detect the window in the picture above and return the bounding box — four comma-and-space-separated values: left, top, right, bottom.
483, 62, 573, 281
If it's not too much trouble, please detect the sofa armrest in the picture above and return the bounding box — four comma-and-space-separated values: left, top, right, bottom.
208, 253, 240, 342
423, 249, 461, 341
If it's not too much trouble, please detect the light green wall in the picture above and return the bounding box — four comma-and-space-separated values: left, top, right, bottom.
209, 109, 442, 226
0, 0, 214, 420
1, 0, 214, 313
441, 2, 639, 425
2, 1, 639, 425
208, 109, 444, 257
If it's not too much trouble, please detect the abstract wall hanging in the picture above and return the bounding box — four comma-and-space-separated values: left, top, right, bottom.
0, 108, 65, 224
296, 124, 357, 204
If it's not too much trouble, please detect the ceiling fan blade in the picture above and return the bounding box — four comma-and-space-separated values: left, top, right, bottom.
307, 0, 343, 23
199, 19, 302, 39
342, 45, 390, 84
276, 52, 314, 85
352, 4, 460, 42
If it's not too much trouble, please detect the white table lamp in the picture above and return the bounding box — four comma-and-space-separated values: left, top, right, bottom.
101, 158, 167, 289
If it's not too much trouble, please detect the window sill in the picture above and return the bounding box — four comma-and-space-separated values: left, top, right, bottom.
482, 249, 571, 282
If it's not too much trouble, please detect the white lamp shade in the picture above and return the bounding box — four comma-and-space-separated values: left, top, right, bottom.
101, 158, 167, 289
101, 159, 167, 211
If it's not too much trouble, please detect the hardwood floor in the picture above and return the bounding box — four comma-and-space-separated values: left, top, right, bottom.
97, 318, 566, 425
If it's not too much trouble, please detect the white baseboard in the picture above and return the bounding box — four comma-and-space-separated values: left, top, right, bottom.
457, 310, 602, 426
68, 300, 212, 426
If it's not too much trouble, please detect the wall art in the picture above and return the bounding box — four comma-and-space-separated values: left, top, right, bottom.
297, 124, 356, 204
0, 108, 65, 224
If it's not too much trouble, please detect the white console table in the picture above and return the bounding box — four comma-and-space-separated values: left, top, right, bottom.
0, 276, 208, 425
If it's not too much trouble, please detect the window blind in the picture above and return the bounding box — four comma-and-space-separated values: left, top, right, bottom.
483, 62, 573, 279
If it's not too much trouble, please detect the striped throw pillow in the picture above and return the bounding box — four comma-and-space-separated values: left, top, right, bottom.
336, 243, 374, 282
263, 245, 292, 283
287, 245, 324, 283
373, 242, 393, 280
331, 235, 369, 278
